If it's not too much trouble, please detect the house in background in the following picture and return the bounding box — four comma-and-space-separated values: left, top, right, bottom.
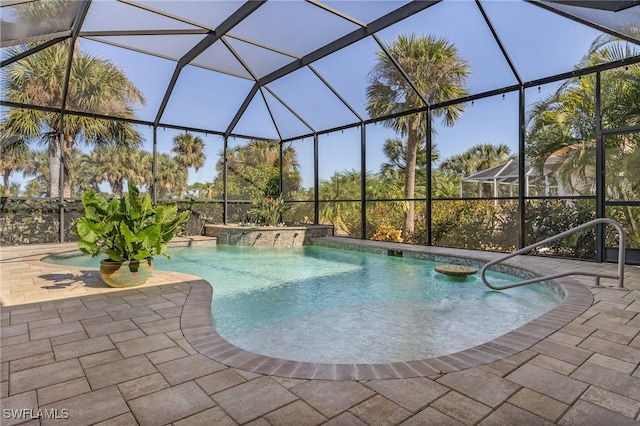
461, 156, 589, 199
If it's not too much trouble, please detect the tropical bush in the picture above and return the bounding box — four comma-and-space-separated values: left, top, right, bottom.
370, 223, 403, 242
249, 194, 288, 226
605, 205, 640, 249
524, 199, 596, 258
431, 200, 519, 252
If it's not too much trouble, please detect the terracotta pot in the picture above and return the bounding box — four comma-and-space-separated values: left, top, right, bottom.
99, 258, 153, 288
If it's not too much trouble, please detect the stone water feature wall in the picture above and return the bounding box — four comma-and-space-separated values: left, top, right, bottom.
203, 224, 334, 247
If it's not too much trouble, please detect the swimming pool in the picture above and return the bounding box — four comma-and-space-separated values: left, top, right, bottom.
49, 245, 563, 364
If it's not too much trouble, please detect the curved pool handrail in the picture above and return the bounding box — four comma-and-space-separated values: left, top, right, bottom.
481, 218, 626, 291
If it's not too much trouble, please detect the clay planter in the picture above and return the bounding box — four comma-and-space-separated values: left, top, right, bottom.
99, 258, 153, 288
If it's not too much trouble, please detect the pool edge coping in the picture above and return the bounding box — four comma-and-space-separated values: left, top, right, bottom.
180, 237, 594, 380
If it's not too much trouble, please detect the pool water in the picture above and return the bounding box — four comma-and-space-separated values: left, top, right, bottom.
49, 245, 563, 364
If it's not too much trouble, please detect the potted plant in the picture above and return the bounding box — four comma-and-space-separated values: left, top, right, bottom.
76, 183, 191, 287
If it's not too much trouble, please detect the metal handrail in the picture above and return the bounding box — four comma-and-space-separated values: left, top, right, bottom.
481, 218, 626, 290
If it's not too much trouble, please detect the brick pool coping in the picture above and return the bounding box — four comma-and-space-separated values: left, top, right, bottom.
180, 237, 594, 380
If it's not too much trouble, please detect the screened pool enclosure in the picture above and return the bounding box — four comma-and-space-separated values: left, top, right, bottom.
1, 0, 640, 262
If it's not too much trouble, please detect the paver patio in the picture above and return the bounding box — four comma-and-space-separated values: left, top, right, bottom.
1, 237, 639, 425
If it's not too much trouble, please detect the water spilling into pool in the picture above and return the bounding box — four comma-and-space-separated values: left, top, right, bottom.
49, 245, 563, 363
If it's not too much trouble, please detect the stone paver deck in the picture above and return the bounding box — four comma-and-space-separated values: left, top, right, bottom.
1, 237, 639, 425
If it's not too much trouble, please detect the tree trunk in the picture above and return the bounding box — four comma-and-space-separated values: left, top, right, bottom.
402, 120, 419, 242
49, 135, 61, 198
3, 171, 11, 196
62, 136, 74, 198
113, 179, 123, 198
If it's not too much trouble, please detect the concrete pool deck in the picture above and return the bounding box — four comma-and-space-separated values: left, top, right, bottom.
1, 237, 639, 425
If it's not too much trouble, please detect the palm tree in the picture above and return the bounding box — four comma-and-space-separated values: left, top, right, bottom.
127, 150, 153, 190
214, 139, 301, 200
431, 171, 460, 198
526, 42, 639, 185
156, 153, 187, 200
243, 140, 281, 167
188, 181, 216, 200
172, 133, 206, 199
1, 40, 145, 197
66, 148, 95, 196
381, 137, 428, 178
319, 169, 361, 236
21, 149, 50, 197
589, 30, 640, 127
379, 137, 441, 196
440, 143, 513, 176
0, 135, 30, 196
88, 145, 139, 198
367, 171, 405, 200
18, 147, 92, 197
526, 32, 640, 241
439, 143, 513, 197
366, 34, 469, 241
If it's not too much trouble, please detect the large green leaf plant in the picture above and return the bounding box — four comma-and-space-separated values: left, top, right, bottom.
76, 183, 190, 261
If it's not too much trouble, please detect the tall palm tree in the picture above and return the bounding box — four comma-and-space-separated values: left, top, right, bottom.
366, 34, 469, 241
1, 41, 145, 197
172, 132, 206, 199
